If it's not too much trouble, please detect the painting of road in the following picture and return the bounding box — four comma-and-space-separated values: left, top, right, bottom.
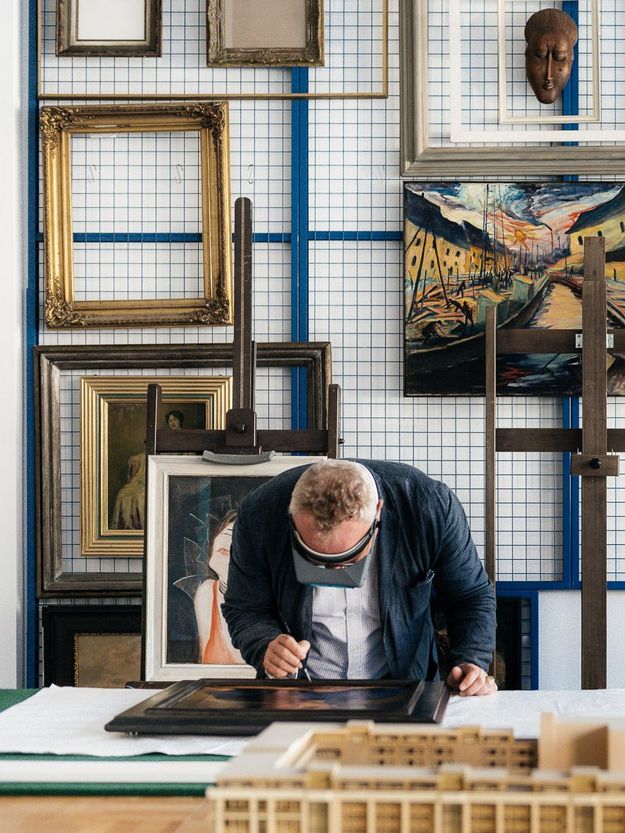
404, 182, 625, 395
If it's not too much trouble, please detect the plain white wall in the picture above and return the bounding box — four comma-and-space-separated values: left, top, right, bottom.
539, 591, 625, 689
0, 0, 26, 687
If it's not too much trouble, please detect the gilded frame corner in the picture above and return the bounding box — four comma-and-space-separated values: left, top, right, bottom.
40, 102, 233, 329
56, 0, 162, 57
206, 0, 324, 68
80, 375, 232, 558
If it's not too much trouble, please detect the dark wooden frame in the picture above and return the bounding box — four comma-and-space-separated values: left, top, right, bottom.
42, 604, 142, 686
56, 0, 162, 57
207, 0, 323, 67
105, 679, 451, 736
35, 342, 332, 597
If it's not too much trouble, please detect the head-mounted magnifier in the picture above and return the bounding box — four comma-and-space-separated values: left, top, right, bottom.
290, 517, 379, 588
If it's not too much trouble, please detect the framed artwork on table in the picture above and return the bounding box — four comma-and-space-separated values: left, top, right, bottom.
403, 180, 625, 396
106, 679, 451, 735
36, 342, 332, 597
144, 455, 325, 682
40, 103, 232, 329
206, 0, 323, 67
80, 375, 231, 557
56, 0, 162, 57
42, 605, 142, 687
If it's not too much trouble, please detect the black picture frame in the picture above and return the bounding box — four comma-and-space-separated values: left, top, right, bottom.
495, 597, 523, 690
35, 342, 332, 597
105, 679, 451, 736
42, 605, 142, 687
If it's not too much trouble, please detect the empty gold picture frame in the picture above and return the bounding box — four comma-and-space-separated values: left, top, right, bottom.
206, 0, 323, 67
40, 103, 232, 328
81, 375, 231, 557
56, 0, 162, 57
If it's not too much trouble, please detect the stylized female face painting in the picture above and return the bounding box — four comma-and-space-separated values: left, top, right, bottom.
524, 9, 578, 105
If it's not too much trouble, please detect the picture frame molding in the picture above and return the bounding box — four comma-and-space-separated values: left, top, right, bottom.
400, 0, 625, 176
56, 0, 162, 57
206, 0, 324, 67
40, 102, 232, 329
35, 342, 332, 597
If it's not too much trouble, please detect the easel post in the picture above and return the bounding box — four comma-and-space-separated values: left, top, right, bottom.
579, 237, 608, 689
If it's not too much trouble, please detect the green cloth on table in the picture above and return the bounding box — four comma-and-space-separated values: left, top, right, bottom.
0, 689, 228, 796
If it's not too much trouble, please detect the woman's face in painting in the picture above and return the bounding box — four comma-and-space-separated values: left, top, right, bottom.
209, 520, 235, 585
167, 412, 182, 429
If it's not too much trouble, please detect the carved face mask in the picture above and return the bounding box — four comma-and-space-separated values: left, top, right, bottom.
524, 9, 578, 105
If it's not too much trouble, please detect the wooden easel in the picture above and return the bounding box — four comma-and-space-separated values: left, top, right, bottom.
486, 236, 624, 689
145, 197, 341, 460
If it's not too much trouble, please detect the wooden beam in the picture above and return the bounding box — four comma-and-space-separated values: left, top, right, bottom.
233, 197, 254, 411
581, 237, 607, 690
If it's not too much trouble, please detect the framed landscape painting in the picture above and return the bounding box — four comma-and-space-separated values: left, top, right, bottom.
144, 454, 325, 682
404, 182, 625, 396
81, 376, 231, 557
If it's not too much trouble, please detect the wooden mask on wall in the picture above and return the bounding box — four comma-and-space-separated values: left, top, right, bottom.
524, 8, 578, 105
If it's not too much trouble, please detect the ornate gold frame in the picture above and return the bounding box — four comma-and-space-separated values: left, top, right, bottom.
206, 0, 323, 67
81, 375, 232, 557
40, 103, 233, 328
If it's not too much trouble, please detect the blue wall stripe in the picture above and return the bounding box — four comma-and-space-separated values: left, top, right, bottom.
26, 0, 39, 687
309, 231, 403, 242
36, 232, 292, 244
290, 68, 309, 430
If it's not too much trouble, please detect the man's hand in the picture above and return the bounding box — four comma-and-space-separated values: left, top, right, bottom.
446, 663, 497, 696
263, 634, 310, 679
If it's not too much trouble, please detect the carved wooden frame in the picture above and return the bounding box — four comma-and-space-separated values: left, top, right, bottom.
35, 342, 332, 596
206, 0, 323, 67
40, 103, 232, 328
56, 0, 162, 57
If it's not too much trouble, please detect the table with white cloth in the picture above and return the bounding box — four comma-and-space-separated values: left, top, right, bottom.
1, 685, 625, 796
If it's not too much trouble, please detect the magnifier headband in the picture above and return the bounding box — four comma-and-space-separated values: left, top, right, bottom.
289, 516, 379, 567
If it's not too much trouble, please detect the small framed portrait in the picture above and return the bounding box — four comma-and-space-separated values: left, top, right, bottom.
42, 605, 142, 687
56, 0, 162, 57
144, 454, 324, 682
81, 375, 231, 557
207, 0, 323, 67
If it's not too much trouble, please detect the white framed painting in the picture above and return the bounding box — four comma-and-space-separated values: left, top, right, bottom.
144, 454, 324, 682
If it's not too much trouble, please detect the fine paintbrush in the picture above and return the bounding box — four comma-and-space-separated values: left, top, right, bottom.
278, 614, 312, 681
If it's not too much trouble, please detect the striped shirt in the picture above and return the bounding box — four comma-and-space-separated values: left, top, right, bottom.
305, 544, 389, 679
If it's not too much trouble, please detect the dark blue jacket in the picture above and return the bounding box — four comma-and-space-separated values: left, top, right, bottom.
222, 460, 496, 679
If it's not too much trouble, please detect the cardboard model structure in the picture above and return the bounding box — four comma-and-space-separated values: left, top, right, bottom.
206, 715, 625, 833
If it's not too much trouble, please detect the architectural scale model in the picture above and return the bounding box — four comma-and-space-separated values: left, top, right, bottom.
206, 715, 625, 833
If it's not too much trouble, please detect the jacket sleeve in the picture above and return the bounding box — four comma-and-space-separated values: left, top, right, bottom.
221, 509, 282, 675
432, 487, 496, 672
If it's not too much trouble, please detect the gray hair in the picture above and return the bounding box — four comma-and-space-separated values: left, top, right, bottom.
288, 460, 378, 532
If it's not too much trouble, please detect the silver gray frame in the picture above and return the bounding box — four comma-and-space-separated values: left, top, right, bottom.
56, 0, 162, 57
400, 0, 625, 176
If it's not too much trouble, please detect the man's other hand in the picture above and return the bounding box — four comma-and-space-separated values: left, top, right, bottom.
446, 663, 497, 696
263, 634, 310, 678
